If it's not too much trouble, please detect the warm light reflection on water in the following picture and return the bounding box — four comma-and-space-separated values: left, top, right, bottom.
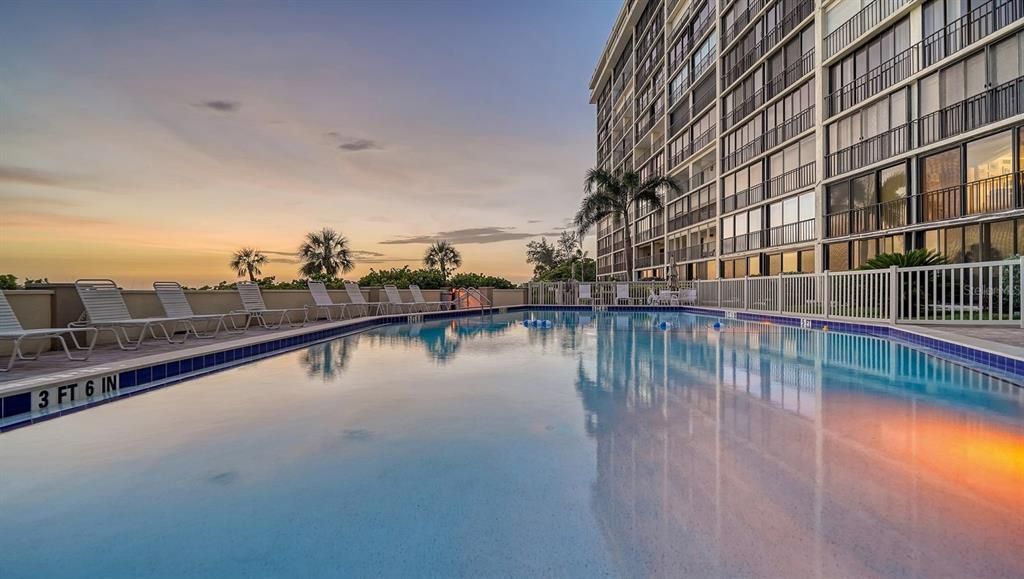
0, 312, 1021, 578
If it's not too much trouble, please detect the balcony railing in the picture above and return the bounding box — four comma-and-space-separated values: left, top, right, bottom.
828, 74, 1024, 177
724, 0, 813, 86
826, 44, 917, 117
826, 0, 1022, 117
668, 242, 716, 262
826, 122, 912, 177
636, 253, 666, 269
921, 0, 1022, 68
724, 50, 814, 130
918, 74, 1024, 147
768, 219, 815, 247
824, 0, 912, 59
914, 171, 1021, 223
669, 126, 716, 168
722, 230, 765, 254
723, 0, 768, 46
727, 162, 817, 213
692, 77, 716, 113
724, 106, 814, 171
826, 197, 909, 238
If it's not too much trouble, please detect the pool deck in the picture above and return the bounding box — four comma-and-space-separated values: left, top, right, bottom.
3, 310, 1023, 394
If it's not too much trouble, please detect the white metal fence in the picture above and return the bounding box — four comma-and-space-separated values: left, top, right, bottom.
526, 258, 1024, 326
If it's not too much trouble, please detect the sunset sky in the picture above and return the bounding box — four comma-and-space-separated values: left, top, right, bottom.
0, 0, 617, 288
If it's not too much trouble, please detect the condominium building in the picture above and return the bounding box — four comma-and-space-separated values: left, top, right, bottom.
590, 0, 1024, 281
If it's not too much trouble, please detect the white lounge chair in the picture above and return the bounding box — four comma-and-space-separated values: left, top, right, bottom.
578, 283, 593, 305
0, 291, 98, 371
344, 283, 386, 316
615, 283, 635, 305
679, 288, 697, 305
154, 281, 246, 338
409, 285, 446, 312
234, 282, 307, 329
306, 281, 348, 321
74, 279, 190, 350
383, 285, 417, 314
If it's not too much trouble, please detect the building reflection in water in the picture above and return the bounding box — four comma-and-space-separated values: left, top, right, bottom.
299, 317, 519, 379
575, 313, 1024, 579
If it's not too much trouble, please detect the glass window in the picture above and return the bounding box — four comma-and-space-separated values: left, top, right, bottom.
828, 181, 850, 214
828, 243, 850, 271
921, 148, 961, 192
945, 226, 964, 262
966, 51, 986, 99
964, 224, 981, 262
994, 35, 1020, 86
769, 253, 783, 275
920, 72, 940, 116
782, 251, 798, 273
879, 164, 907, 202
852, 174, 876, 208
941, 61, 965, 106
966, 131, 1013, 182
747, 256, 761, 277
799, 250, 815, 273
988, 221, 1014, 260
799, 192, 815, 221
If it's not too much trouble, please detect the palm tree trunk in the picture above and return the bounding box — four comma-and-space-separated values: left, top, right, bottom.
621, 208, 634, 281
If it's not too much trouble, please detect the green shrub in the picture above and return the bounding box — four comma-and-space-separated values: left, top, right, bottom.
0, 274, 17, 290
357, 267, 446, 289
448, 272, 515, 289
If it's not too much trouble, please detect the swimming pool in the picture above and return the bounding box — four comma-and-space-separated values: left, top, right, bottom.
0, 311, 1021, 578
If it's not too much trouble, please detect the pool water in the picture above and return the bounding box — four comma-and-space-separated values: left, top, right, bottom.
1, 311, 1022, 578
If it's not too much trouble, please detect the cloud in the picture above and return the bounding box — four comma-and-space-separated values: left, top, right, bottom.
0, 166, 73, 188
338, 139, 381, 152
351, 249, 414, 264
194, 100, 241, 112
527, 219, 542, 223
380, 226, 561, 245
326, 132, 383, 152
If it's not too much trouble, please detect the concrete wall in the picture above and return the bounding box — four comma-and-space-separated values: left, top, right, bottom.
1, 286, 452, 351
1, 291, 55, 355
492, 288, 527, 307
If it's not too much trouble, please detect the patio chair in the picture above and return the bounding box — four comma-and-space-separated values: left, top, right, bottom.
234, 282, 307, 329
615, 283, 636, 305
344, 283, 386, 316
154, 281, 247, 338
74, 279, 190, 350
578, 283, 593, 305
383, 286, 417, 314
0, 291, 98, 371
306, 281, 348, 321
679, 288, 697, 305
409, 285, 446, 312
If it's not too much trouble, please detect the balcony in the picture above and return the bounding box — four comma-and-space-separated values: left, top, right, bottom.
824, 0, 913, 60
668, 125, 716, 168
669, 242, 716, 262
918, 74, 1024, 147
768, 219, 815, 247
724, 0, 813, 86
724, 162, 816, 214
826, 123, 912, 178
723, 0, 768, 47
921, 0, 1022, 68
724, 106, 814, 171
915, 171, 1021, 224
826, 197, 909, 238
724, 50, 814, 130
826, 0, 1022, 117
722, 230, 764, 254
636, 253, 665, 269
828, 74, 1024, 178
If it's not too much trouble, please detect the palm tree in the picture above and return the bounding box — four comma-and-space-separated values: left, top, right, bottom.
423, 240, 462, 282
574, 168, 679, 278
230, 247, 268, 282
298, 228, 355, 280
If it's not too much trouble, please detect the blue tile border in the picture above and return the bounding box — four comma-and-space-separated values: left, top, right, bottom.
3, 305, 1022, 433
